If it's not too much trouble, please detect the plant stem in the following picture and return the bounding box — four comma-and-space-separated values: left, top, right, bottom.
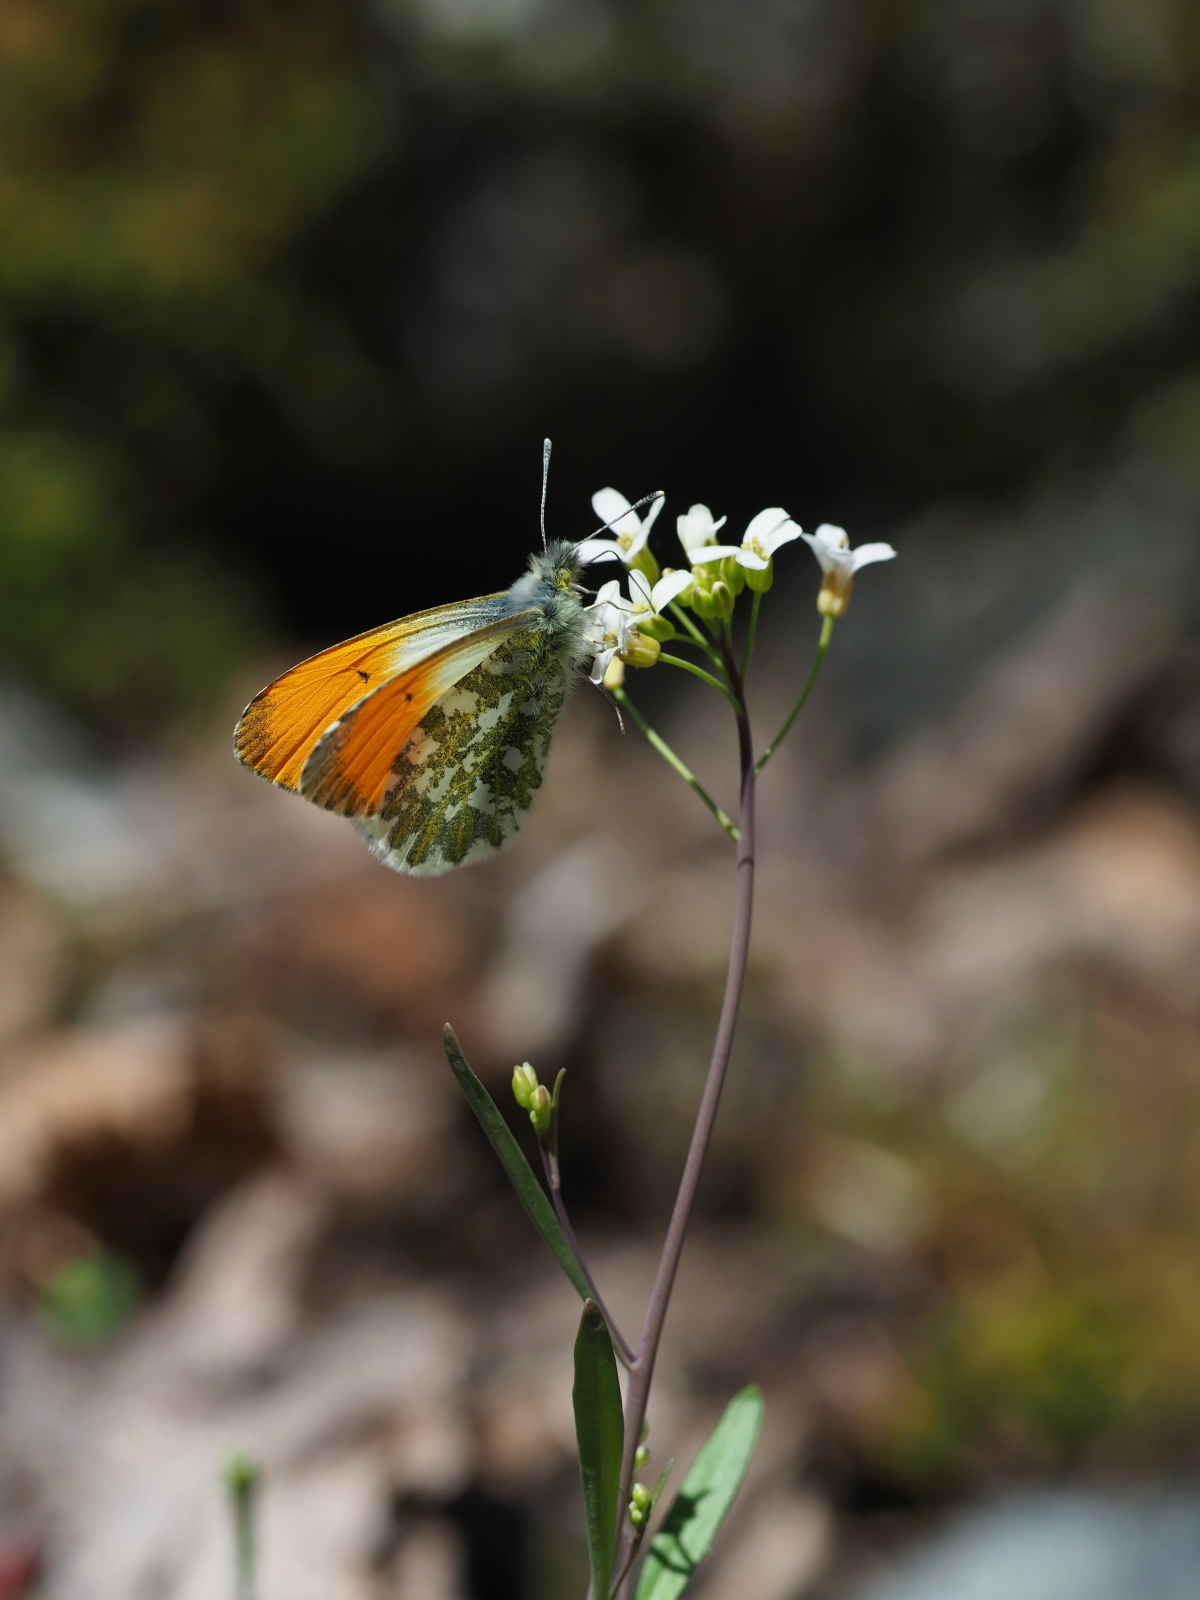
225, 1455, 259, 1600
668, 602, 725, 667
755, 614, 834, 773
539, 1143, 634, 1367
612, 687, 739, 840
741, 591, 761, 678
658, 653, 739, 708
613, 646, 756, 1598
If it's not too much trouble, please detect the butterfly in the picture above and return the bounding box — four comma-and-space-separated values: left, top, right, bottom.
234, 537, 592, 875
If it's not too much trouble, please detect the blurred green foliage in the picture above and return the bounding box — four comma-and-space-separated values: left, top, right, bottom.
37, 1248, 140, 1346
791, 977, 1200, 1482
0, 0, 381, 730
9, 0, 1200, 728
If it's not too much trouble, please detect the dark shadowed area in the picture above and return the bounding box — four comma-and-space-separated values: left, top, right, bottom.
3, 2, 1200, 1598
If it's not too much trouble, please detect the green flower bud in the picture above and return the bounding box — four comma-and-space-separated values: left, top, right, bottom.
744, 558, 773, 593
690, 569, 719, 618
635, 612, 676, 642
634, 1442, 650, 1470
720, 555, 745, 596
629, 546, 661, 585
529, 1083, 553, 1138
671, 573, 698, 609
512, 1062, 538, 1110
709, 579, 734, 619
620, 629, 661, 669
629, 1482, 652, 1526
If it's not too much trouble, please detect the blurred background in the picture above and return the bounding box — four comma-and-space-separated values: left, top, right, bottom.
4, 0, 1200, 1596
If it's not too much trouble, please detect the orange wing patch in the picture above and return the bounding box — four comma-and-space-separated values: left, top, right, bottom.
299, 612, 535, 817
235, 597, 503, 791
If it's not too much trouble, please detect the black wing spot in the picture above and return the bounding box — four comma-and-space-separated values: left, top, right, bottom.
357, 669, 370, 682
405, 692, 413, 702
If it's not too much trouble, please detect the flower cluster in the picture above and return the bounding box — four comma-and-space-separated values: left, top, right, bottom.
579, 487, 896, 683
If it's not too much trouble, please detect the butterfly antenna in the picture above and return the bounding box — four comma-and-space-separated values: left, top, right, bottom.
578, 489, 665, 544
540, 438, 552, 549
600, 684, 626, 734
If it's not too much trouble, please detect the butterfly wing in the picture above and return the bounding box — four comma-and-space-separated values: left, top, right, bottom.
354, 626, 575, 876
234, 593, 508, 791
298, 610, 540, 819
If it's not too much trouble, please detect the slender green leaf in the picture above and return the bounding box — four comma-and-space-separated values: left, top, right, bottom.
634, 1386, 764, 1600
574, 1300, 624, 1600
649, 1460, 675, 1509
443, 1026, 591, 1301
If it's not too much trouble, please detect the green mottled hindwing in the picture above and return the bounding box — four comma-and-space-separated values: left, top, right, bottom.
355, 626, 573, 875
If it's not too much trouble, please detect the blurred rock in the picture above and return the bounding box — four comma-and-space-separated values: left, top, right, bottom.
851, 1491, 1200, 1600
388, 1513, 465, 1600
0, 1016, 276, 1292
223, 875, 480, 1036
701, 1488, 831, 1600
275, 1044, 460, 1203
480, 833, 638, 1058
0, 884, 63, 1051
866, 585, 1166, 869
1, 1286, 469, 1600
155, 1173, 324, 1385
919, 784, 1200, 1021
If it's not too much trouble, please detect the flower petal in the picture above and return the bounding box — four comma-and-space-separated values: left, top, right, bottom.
812, 522, 850, 552
762, 522, 802, 556
677, 504, 728, 557
800, 531, 849, 574
592, 487, 637, 533
575, 537, 623, 564
650, 569, 693, 609
688, 544, 743, 565
849, 542, 898, 571
742, 507, 791, 547
628, 569, 654, 608
734, 548, 771, 571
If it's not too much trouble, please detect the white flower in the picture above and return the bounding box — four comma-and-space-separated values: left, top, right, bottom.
628, 567, 692, 616
576, 488, 664, 567
676, 503, 728, 561
800, 523, 897, 616
732, 507, 803, 570
683, 506, 803, 572
582, 580, 637, 683
581, 567, 689, 683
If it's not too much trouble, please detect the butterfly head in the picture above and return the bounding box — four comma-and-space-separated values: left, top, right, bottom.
503, 539, 589, 660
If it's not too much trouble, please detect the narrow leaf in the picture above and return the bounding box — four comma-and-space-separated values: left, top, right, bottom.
634, 1386, 763, 1600
443, 1026, 591, 1302
574, 1300, 624, 1600
649, 1459, 675, 1509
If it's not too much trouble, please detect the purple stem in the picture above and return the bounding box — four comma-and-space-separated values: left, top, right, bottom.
539, 1143, 635, 1366
612, 653, 756, 1596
